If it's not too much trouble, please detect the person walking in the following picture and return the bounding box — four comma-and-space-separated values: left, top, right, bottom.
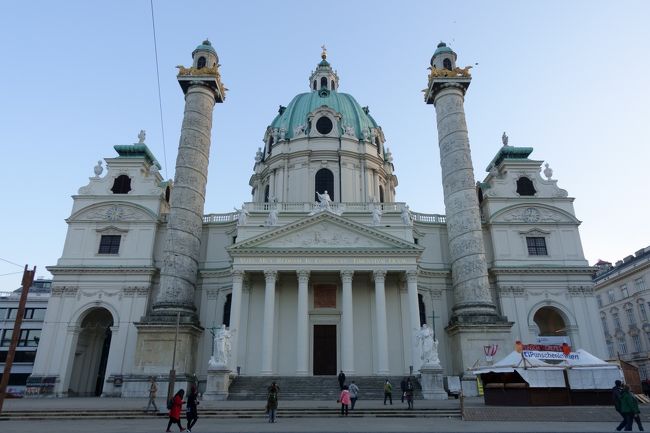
614, 380, 626, 430
145, 376, 158, 413
166, 389, 185, 432
339, 385, 351, 416
618, 385, 642, 431
400, 377, 407, 403
349, 381, 360, 410
338, 370, 346, 390
405, 378, 414, 410
266, 382, 280, 423
185, 385, 199, 432
383, 379, 393, 405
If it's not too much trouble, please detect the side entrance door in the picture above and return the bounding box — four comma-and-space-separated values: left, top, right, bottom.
313, 324, 337, 375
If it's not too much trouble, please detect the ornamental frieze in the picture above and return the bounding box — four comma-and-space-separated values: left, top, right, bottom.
77, 205, 151, 222
497, 207, 569, 224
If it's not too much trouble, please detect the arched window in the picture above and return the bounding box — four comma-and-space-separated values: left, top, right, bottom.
418, 294, 426, 327
264, 185, 270, 203
313, 80, 317, 90
222, 293, 232, 327
443, 58, 452, 71
320, 77, 327, 89
197, 56, 206, 69
111, 175, 131, 194
533, 307, 567, 336
331, 80, 335, 90
165, 186, 170, 203
516, 176, 536, 196
315, 168, 334, 201
477, 186, 484, 204
379, 185, 385, 203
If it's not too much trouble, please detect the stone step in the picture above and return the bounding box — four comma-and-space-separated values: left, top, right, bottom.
228, 376, 425, 401
0, 407, 460, 421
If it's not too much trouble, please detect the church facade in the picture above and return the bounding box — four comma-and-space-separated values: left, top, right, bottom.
28, 41, 606, 397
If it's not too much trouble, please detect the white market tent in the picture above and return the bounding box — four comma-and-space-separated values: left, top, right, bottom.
472, 348, 623, 389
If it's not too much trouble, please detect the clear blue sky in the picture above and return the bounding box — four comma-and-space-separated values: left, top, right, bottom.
1, 1, 649, 288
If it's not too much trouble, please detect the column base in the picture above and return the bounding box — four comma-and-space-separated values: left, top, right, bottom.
419, 366, 448, 400
295, 370, 309, 376
445, 321, 513, 379
203, 368, 232, 401
134, 322, 203, 375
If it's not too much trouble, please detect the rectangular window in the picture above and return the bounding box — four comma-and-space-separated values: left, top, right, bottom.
526, 237, 548, 255
640, 303, 648, 322
607, 341, 615, 358
23, 308, 46, 321
98, 235, 121, 254
633, 334, 643, 352
641, 365, 648, 380
636, 278, 646, 292
613, 313, 622, 330
619, 338, 628, 355
608, 290, 616, 303
601, 317, 609, 335
621, 284, 629, 298
627, 308, 636, 325
596, 295, 603, 308
1, 329, 41, 347
0, 308, 6, 320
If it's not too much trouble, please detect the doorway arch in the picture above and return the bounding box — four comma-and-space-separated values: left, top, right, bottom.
69, 307, 114, 396
533, 306, 568, 336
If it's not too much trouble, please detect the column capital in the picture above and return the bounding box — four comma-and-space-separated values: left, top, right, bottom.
340, 270, 354, 283
406, 269, 418, 283
232, 269, 245, 283
372, 269, 387, 283
264, 269, 277, 283
296, 269, 310, 283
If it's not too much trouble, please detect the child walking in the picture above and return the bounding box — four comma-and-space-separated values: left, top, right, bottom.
339, 385, 351, 416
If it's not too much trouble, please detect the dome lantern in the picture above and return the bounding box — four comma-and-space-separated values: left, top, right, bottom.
430, 41, 457, 71
308, 45, 339, 93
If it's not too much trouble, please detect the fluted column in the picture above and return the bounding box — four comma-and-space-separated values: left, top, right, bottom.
228, 270, 244, 372
406, 270, 421, 372
261, 270, 277, 375
296, 270, 310, 376
340, 270, 355, 374
373, 270, 389, 374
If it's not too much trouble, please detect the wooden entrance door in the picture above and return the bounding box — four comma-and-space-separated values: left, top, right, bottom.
313, 325, 337, 375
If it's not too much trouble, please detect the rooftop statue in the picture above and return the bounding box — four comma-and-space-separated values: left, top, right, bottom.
316, 190, 332, 212
502, 131, 509, 146
138, 129, 146, 144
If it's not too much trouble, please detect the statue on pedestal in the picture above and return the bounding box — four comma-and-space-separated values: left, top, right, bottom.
209, 324, 232, 369
316, 190, 332, 212
416, 324, 440, 367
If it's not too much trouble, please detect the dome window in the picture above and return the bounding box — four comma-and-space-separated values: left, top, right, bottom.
111, 175, 132, 194
264, 185, 270, 203
165, 186, 171, 203
197, 56, 206, 69
516, 177, 536, 196
320, 77, 327, 89
443, 58, 452, 71
379, 186, 385, 203
316, 117, 333, 135
313, 80, 317, 90
315, 169, 334, 201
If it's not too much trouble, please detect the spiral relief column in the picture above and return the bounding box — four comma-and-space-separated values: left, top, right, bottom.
424, 42, 511, 383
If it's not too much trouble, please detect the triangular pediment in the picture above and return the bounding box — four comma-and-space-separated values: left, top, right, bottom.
229, 212, 421, 254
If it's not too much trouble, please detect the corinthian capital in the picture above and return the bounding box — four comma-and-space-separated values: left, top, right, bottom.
264, 269, 277, 283
372, 269, 387, 283
297, 269, 310, 284
340, 270, 354, 283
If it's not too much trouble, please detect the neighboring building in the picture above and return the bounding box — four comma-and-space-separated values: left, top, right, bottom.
0, 278, 51, 395
29, 41, 605, 398
594, 246, 650, 378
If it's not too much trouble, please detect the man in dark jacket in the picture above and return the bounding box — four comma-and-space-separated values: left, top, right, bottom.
338, 370, 346, 390
400, 378, 407, 403
613, 380, 626, 431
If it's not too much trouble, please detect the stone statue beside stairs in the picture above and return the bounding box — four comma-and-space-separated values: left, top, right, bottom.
209, 324, 232, 369
416, 324, 440, 367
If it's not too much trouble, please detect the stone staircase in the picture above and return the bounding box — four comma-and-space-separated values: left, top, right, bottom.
227, 375, 424, 401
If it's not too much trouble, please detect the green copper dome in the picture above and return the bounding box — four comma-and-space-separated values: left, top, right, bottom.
270, 91, 379, 140
433, 42, 454, 56
192, 39, 216, 56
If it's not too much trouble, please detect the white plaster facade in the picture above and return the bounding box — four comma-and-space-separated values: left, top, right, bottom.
29, 42, 606, 397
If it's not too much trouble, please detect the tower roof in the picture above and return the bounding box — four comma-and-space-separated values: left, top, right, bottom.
192, 39, 217, 56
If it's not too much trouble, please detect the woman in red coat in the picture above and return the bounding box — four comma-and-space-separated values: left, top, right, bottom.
166, 389, 186, 432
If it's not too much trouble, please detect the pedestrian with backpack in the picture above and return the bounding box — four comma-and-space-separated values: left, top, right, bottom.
185, 385, 199, 432
266, 382, 279, 423
166, 389, 185, 432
